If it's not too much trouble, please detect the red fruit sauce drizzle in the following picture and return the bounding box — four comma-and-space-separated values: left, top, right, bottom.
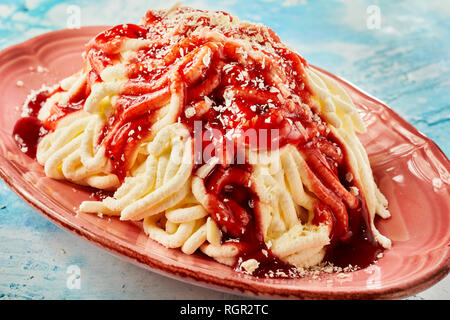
13, 89, 51, 158
13, 8, 382, 277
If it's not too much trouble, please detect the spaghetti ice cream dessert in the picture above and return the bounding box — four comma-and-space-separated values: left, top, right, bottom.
13, 6, 391, 277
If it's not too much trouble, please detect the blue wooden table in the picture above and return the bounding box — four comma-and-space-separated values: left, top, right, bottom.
0, 0, 448, 299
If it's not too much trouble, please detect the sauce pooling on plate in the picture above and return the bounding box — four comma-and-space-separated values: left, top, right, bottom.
13, 7, 390, 277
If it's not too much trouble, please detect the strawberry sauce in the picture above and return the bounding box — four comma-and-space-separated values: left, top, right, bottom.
13, 89, 51, 158
13, 8, 382, 275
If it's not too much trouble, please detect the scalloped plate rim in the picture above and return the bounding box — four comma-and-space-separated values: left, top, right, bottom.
0, 26, 448, 300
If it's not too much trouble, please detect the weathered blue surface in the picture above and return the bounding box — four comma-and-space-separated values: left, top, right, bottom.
0, 0, 448, 299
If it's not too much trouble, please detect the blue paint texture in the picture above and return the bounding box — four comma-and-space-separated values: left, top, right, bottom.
0, 0, 448, 299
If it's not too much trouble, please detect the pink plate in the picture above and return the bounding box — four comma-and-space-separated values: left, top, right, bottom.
0, 26, 448, 299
